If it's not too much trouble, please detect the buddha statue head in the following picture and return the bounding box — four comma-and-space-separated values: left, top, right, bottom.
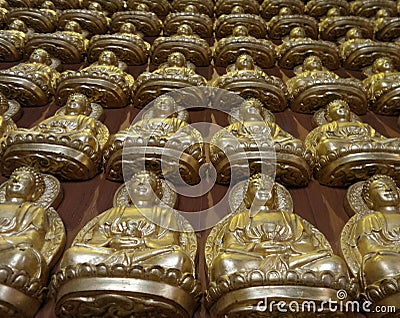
9, 19, 27, 32
64, 20, 82, 33
184, 4, 198, 13
98, 50, 118, 66
29, 48, 52, 66
279, 7, 293, 16
41, 1, 56, 10
232, 25, 249, 37
326, 7, 341, 17
303, 55, 323, 72
235, 54, 255, 71
231, 6, 244, 14
152, 95, 178, 118
376, 8, 391, 19
362, 174, 400, 212
244, 173, 277, 211
239, 98, 263, 122
290, 27, 306, 39
372, 57, 395, 74
120, 22, 137, 34
177, 24, 193, 36
325, 99, 351, 122
167, 52, 186, 68
64, 93, 91, 116
5, 166, 46, 203
127, 170, 163, 208
135, 3, 149, 11
0, 92, 8, 115
346, 27, 363, 41
88, 1, 102, 11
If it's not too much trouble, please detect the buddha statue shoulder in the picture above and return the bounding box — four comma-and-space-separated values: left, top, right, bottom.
52, 170, 200, 318
0, 166, 65, 317
0, 19, 27, 62
206, 173, 354, 317
0, 93, 109, 180
341, 174, 400, 311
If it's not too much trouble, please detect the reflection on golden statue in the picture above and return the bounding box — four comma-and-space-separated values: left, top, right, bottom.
214, 25, 276, 68
133, 51, 207, 109
110, 3, 162, 36
56, 50, 134, 108
260, 0, 304, 20
305, 0, 350, 18
212, 54, 288, 112
52, 170, 200, 318
151, 23, 212, 66
286, 55, 368, 114
8, 0, 58, 33
0, 19, 27, 62
210, 98, 313, 187
126, 0, 171, 17
341, 175, 400, 314
88, 22, 150, 65
340, 27, 400, 70
351, 0, 397, 18
0, 92, 21, 122
374, 8, 400, 42
0, 0, 8, 29
0, 48, 59, 107
215, 0, 259, 17
206, 173, 355, 317
363, 57, 400, 115
267, 7, 318, 40
104, 95, 204, 185
319, 7, 373, 41
0, 93, 109, 180
24, 20, 88, 64
0, 166, 65, 318
305, 99, 400, 187
277, 26, 340, 69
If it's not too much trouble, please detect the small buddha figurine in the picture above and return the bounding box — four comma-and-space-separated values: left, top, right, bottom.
104, 95, 204, 184
214, 25, 276, 68
350, 0, 397, 18
0, 19, 27, 62
0, 48, 59, 106
24, 20, 88, 64
88, 22, 150, 65
304, 0, 350, 18
267, 6, 318, 40
276, 26, 340, 69
260, 0, 304, 20
319, 7, 373, 41
206, 173, 353, 316
151, 23, 212, 66
341, 174, 400, 311
286, 55, 368, 114
0, 93, 109, 180
52, 170, 200, 318
0, 166, 65, 317
215, 0, 259, 17
305, 99, 400, 186
212, 54, 288, 112
374, 8, 400, 42
126, 0, 171, 17
363, 57, 400, 115
340, 27, 400, 70
133, 51, 207, 109
56, 50, 134, 108
210, 98, 312, 186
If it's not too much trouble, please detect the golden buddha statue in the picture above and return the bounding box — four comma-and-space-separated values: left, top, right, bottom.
341, 174, 400, 313
0, 93, 109, 180
363, 57, 400, 115
52, 170, 200, 318
0, 166, 65, 318
351, 0, 397, 18
277, 26, 340, 69
304, 0, 350, 18
56, 50, 134, 108
8, 0, 58, 33
206, 173, 354, 317
171, 0, 214, 17
110, 2, 162, 36
267, 6, 318, 40
214, 25, 276, 68
212, 54, 288, 112
0, 48, 59, 107
214, 5, 267, 39
133, 51, 207, 109
151, 23, 212, 67
210, 98, 313, 187
164, 4, 213, 37
126, 0, 171, 17
305, 99, 400, 187
24, 20, 88, 64
104, 95, 204, 184
374, 8, 400, 42
215, 0, 259, 17
319, 7, 373, 42
0, 19, 27, 62
260, 0, 304, 20
340, 27, 400, 70
286, 55, 368, 114
88, 22, 150, 65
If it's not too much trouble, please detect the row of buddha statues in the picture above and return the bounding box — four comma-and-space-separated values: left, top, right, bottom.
0, 164, 399, 317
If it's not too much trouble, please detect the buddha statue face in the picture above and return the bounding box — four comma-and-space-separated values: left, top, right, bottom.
303, 56, 323, 72
29, 49, 51, 65
65, 93, 91, 116
232, 25, 249, 37
325, 100, 351, 122
9, 19, 27, 32
127, 171, 163, 205
0, 92, 8, 115
326, 7, 340, 17
177, 24, 193, 36
120, 22, 136, 34
372, 57, 394, 74
376, 8, 390, 19
5, 167, 45, 203
290, 27, 306, 39
235, 54, 255, 71
184, 5, 198, 13
346, 28, 363, 40
244, 174, 276, 210
231, 6, 244, 14
98, 51, 118, 66
363, 175, 400, 211
168, 52, 186, 67
135, 3, 149, 11
279, 7, 292, 15
153, 95, 177, 118
88, 2, 102, 11
41, 1, 55, 10
239, 100, 262, 122
64, 21, 81, 33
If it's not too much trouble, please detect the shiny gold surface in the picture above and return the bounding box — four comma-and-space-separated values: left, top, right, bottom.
351, 0, 397, 17
0, 19, 27, 62
374, 8, 400, 42
305, 0, 350, 18
215, 0, 259, 16
260, 0, 304, 20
